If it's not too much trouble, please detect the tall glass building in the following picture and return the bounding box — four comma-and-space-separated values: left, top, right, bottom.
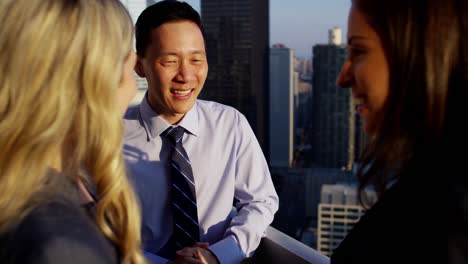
310, 29, 355, 170
200, 0, 270, 153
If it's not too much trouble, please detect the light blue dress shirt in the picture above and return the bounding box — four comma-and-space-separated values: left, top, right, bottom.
123, 97, 279, 264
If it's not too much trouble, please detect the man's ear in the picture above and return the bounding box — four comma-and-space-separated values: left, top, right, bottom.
135, 59, 145, 78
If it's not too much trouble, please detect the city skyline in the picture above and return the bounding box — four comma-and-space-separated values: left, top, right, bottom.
180, 0, 351, 58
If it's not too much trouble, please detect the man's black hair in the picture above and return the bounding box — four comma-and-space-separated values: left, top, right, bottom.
135, 0, 204, 57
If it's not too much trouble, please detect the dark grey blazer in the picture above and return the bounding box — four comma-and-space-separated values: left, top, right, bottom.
0, 173, 119, 263
330, 175, 435, 264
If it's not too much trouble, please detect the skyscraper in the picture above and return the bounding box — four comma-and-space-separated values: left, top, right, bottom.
200, 0, 270, 153
310, 28, 355, 170
269, 45, 296, 168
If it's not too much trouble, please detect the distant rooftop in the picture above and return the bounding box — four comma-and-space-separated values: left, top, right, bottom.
320, 183, 377, 206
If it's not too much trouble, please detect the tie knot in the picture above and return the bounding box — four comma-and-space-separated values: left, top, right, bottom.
163, 126, 185, 144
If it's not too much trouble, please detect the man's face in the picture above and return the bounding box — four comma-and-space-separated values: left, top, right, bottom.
136, 20, 208, 124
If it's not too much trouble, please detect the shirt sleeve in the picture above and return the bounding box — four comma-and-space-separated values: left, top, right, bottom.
209, 113, 279, 264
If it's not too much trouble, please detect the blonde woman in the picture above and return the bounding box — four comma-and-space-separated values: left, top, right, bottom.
0, 0, 146, 263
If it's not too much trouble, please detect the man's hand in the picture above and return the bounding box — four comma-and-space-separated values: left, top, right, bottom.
168, 253, 204, 264
191, 247, 219, 264
169, 243, 219, 264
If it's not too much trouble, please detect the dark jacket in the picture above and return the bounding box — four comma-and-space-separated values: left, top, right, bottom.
330, 176, 434, 264
0, 173, 119, 264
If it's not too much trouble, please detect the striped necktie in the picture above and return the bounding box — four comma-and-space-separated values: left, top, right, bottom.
163, 126, 200, 251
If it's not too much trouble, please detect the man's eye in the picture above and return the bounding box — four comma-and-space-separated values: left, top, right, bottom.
161, 60, 178, 67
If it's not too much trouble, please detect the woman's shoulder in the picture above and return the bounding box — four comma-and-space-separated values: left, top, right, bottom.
330, 181, 424, 263
0, 200, 118, 264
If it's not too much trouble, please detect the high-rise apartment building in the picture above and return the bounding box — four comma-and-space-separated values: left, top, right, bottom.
310, 28, 355, 170
317, 184, 375, 256
295, 57, 312, 81
269, 46, 296, 168
200, 0, 270, 153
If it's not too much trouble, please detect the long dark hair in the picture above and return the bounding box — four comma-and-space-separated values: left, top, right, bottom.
353, 0, 467, 204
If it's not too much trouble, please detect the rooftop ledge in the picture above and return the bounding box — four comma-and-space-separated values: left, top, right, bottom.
247, 226, 330, 264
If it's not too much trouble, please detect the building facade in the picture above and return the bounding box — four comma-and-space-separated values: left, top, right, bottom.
317, 184, 375, 256
310, 28, 355, 170
200, 0, 270, 153
269, 46, 295, 168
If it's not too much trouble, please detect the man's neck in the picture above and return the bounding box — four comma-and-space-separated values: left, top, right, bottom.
161, 113, 185, 125
146, 95, 187, 125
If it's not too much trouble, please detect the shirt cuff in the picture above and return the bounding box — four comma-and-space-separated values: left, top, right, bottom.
208, 236, 245, 264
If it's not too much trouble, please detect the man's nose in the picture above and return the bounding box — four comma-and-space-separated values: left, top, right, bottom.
175, 61, 196, 83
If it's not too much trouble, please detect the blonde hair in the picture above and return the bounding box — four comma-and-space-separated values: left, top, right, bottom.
0, 0, 146, 263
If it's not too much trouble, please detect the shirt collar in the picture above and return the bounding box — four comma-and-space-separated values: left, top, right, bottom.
139, 94, 199, 139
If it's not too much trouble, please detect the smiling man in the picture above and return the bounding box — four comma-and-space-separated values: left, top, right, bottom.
123, 1, 279, 264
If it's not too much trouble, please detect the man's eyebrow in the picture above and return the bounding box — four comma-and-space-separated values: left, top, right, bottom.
158, 50, 206, 56
191, 51, 206, 55
158, 52, 178, 56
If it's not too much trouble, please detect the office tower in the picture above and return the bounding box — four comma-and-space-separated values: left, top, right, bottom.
270, 45, 295, 168
304, 168, 355, 219
270, 167, 355, 248
293, 71, 300, 110
310, 28, 355, 170
120, 0, 148, 104
295, 57, 313, 81
200, 0, 270, 153
317, 184, 375, 256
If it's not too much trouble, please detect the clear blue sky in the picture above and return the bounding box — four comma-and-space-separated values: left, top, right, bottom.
182, 0, 351, 58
